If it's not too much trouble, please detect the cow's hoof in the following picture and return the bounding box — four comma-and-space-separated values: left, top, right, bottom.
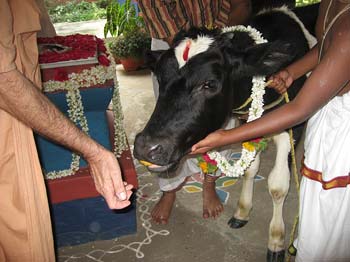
227, 217, 248, 228
266, 249, 285, 262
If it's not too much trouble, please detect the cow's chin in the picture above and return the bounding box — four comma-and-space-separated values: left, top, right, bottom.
141, 147, 189, 173
146, 162, 178, 173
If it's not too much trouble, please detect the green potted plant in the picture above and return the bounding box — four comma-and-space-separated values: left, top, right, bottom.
104, 0, 141, 38
108, 30, 151, 71
104, 0, 145, 65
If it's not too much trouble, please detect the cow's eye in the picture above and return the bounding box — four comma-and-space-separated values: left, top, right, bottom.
200, 81, 211, 89
194, 80, 218, 94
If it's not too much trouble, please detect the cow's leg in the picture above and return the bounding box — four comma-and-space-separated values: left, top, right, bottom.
228, 152, 261, 228
266, 132, 291, 262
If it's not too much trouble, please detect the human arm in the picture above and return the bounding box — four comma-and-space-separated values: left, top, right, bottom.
0, 70, 133, 209
0, 0, 133, 209
192, 16, 350, 154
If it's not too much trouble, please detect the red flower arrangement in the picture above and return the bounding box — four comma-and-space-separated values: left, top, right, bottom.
197, 153, 218, 174
202, 153, 218, 166
38, 34, 111, 67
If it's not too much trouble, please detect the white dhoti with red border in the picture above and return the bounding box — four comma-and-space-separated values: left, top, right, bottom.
295, 91, 350, 262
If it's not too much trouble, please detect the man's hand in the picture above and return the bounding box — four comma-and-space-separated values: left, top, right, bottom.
191, 129, 227, 155
268, 69, 294, 94
86, 148, 133, 209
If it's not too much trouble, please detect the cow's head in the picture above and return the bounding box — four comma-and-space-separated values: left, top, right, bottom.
134, 27, 295, 172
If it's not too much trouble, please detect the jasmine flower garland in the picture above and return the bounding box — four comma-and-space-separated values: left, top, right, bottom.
221, 25, 268, 44
200, 26, 268, 178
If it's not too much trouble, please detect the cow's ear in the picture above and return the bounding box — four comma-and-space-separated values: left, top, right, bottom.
243, 41, 296, 75
144, 50, 166, 71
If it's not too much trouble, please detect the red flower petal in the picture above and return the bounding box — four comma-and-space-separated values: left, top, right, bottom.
98, 55, 110, 66
251, 137, 262, 143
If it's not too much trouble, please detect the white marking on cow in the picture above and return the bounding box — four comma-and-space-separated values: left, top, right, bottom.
234, 152, 261, 221
267, 132, 290, 251
174, 35, 215, 68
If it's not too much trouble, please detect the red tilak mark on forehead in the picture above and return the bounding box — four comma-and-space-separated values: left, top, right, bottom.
183, 40, 191, 62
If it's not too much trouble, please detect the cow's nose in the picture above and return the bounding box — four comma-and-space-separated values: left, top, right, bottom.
134, 133, 164, 163
148, 144, 164, 161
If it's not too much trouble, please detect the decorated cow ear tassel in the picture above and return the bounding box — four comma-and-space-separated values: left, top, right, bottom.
183, 40, 191, 62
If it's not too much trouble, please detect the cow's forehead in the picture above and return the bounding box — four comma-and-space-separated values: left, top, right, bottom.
174, 35, 215, 68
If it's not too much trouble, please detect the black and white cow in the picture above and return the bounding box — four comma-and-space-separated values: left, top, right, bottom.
134, 5, 317, 262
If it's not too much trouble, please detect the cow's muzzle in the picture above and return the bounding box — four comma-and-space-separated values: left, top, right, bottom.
140, 161, 178, 173
134, 132, 182, 172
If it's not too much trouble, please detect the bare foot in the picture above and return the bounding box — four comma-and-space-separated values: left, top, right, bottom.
151, 180, 187, 224
151, 191, 176, 225
202, 175, 224, 219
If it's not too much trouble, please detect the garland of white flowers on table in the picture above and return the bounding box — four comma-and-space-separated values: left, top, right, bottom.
203, 25, 268, 178
42, 53, 128, 180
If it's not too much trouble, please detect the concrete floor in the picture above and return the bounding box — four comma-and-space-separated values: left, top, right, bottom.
57, 65, 302, 262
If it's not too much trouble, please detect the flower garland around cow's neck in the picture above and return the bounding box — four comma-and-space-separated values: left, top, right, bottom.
198, 25, 269, 178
